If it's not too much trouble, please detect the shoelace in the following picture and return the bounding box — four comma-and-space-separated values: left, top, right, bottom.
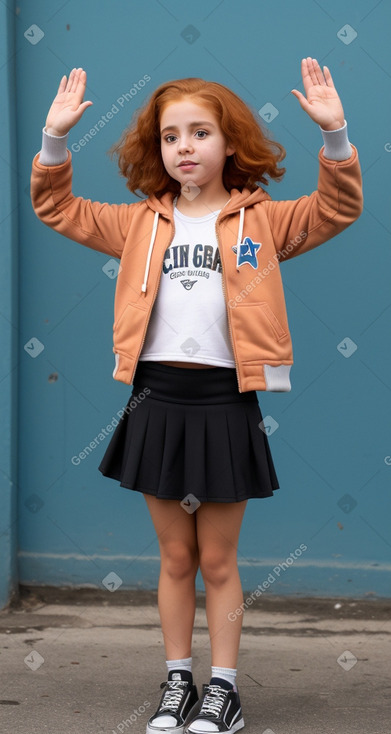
199, 685, 228, 718
159, 680, 187, 712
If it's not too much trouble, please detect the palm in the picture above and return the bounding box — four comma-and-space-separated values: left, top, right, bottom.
46, 67, 92, 136
291, 57, 345, 129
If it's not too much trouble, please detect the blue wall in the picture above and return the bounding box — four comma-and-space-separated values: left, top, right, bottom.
0, 0, 19, 608
2, 0, 390, 607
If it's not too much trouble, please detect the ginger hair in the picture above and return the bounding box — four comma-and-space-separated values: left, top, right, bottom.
108, 77, 286, 199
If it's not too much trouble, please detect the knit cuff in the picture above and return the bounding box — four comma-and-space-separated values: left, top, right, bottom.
38, 126, 69, 165
319, 119, 353, 161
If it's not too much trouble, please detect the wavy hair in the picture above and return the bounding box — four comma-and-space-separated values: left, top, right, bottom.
108, 77, 286, 199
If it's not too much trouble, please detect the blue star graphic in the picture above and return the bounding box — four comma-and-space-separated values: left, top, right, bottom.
232, 237, 262, 269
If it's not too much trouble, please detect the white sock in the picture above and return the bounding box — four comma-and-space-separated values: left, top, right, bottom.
211, 665, 237, 692
166, 656, 192, 675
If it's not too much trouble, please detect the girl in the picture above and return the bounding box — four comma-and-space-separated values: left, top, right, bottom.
31, 59, 363, 734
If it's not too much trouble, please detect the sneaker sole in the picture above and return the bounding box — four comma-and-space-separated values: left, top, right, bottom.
185, 716, 245, 734
146, 723, 186, 734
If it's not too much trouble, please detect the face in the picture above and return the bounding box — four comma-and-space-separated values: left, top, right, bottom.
159, 98, 235, 193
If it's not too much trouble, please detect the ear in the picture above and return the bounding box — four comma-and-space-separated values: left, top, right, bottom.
226, 144, 235, 156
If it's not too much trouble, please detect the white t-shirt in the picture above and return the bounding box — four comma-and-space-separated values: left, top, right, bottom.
139, 204, 235, 367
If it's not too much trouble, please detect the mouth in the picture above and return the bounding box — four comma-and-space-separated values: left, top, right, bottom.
178, 162, 198, 169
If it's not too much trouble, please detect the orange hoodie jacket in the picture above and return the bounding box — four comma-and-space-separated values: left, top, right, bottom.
30, 144, 363, 393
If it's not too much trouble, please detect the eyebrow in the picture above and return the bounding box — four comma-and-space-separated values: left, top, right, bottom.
160, 121, 216, 135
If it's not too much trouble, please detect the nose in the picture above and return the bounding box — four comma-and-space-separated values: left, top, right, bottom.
177, 135, 194, 154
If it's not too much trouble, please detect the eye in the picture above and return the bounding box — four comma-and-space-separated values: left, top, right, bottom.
163, 130, 208, 143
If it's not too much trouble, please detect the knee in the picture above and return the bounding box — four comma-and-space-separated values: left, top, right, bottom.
199, 549, 235, 586
161, 542, 198, 581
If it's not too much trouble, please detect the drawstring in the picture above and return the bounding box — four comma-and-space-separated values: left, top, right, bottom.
236, 207, 244, 271
141, 201, 245, 293
141, 210, 159, 293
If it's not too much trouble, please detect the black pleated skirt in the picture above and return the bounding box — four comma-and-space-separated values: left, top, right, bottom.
98, 361, 280, 503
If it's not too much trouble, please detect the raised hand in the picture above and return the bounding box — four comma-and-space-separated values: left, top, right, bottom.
45, 67, 93, 137
291, 57, 345, 130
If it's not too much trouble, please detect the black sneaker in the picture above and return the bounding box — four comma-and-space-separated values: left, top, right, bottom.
146, 670, 199, 734
185, 678, 244, 734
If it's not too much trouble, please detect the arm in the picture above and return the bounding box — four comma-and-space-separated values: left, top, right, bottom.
264, 58, 363, 262
30, 68, 132, 259
31, 142, 133, 259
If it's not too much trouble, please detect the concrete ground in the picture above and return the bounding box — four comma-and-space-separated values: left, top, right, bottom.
0, 588, 390, 734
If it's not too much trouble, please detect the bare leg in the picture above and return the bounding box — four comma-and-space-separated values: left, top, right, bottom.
143, 494, 199, 660
196, 501, 247, 668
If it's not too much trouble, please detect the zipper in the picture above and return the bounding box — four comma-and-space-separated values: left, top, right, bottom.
215, 211, 242, 393
128, 218, 176, 385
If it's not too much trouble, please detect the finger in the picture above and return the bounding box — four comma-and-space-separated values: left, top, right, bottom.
65, 68, 76, 93
291, 89, 303, 102
323, 65, 334, 87
301, 58, 312, 96
312, 58, 326, 85
79, 100, 93, 113
76, 69, 87, 98
76, 73, 89, 106
70, 67, 82, 94
57, 74, 67, 95
291, 88, 310, 113
306, 57, 320, 86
